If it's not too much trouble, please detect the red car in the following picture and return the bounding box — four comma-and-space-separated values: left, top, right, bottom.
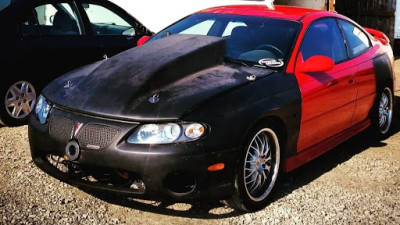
29, 4, 395, 212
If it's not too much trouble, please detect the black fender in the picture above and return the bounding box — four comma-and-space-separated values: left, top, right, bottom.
373, 53, 395, 92
183, 71, 302, 161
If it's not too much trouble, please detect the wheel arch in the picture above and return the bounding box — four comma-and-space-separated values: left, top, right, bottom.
373, 53, 395, 94
369, 52, 395, 137
241, 115, 288, 152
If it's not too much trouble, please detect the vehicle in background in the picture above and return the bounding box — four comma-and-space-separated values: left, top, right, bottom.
0, 0, 152, 126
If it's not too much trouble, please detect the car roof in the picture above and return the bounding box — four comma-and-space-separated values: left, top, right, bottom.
198, 4, 325, 21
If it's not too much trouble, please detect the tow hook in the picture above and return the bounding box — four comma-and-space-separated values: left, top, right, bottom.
65, 140, 80, 161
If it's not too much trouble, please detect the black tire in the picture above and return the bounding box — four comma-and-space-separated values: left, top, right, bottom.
371, 87, 394, 139
0, 80, 37, 127
223, 124, 281, 212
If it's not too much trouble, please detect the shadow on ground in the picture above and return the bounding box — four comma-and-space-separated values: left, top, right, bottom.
57, 96, 400, 218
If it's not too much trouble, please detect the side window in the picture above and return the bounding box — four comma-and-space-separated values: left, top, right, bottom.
33, 3, 83, 35
338, 20, 371, 58
82, 3, 134, 36
300, 18, 347, 64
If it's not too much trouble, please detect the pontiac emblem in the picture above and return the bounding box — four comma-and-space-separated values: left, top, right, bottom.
64, 80, 72, 89
74, 122, 84, 137
149, 94, 160, 104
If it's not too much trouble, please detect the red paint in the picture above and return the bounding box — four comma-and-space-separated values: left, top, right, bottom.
199, 5, 321, 21
295, 53, 359, 152
286, 11, 350, 73
298, 55, 334, 73
352, 58, 376, 125
137, 36, 151, 46
283, 11, 382, 171
364, 27, 390, 46
283, 120, 371, 173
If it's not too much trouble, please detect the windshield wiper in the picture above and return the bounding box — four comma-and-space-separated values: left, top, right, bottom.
225, 58, 251, 67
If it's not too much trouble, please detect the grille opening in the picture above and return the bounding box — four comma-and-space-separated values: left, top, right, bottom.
77, 124, 120, 150
49, 116, 74, 144
45, 154, 145, 193
164, 171, 196, 195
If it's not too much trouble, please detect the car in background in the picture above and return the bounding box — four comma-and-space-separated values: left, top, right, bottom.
29, 4, 395, 212
0, 0, 152, 126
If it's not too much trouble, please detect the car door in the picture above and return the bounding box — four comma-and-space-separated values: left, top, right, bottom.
295, 18, 358, 152
18, 0, 104, 88
337, 19, 376, 126
75, 0, 151, 58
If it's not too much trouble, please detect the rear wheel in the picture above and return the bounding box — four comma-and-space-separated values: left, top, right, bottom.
0, 81, 36, 127
223, 125, 281, 212
371, 87, 393, 138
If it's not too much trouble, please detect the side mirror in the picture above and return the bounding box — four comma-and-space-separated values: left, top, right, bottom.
298, 55, 334, 73
137, 35, 151, 46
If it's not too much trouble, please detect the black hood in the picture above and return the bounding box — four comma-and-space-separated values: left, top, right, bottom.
43, 34, 274, 121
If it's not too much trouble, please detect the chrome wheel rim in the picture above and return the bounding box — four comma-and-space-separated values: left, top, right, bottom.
244, 128, 280, 202
5, 81, 36, 119
378, 88, 393, 134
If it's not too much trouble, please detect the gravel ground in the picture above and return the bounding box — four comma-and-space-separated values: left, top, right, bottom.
1, 62, 400, 224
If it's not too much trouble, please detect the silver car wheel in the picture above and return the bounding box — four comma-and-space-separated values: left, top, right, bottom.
244, 128, 280, 202
5, 81, 36, 119
378, 87, 393, 134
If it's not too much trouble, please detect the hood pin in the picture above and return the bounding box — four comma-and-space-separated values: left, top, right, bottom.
149, 94, 160, 104
64, 80, 72, 89
247, 75, 256, 81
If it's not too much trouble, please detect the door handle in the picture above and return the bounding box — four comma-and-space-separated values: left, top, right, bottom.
348, 75, 355, 84
326, 80, 338, 87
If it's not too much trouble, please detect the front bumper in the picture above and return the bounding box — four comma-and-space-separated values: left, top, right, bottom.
29, 107, 239, 201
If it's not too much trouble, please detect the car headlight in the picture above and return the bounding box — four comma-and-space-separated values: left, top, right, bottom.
128, 122, 206, 144
35, 95, 52, 124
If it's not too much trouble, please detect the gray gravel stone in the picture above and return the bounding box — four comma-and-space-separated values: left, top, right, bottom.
1, 114, 400, 224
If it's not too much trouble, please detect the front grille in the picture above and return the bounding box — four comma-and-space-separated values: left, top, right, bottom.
77, 124, 120, 150
49, 115, 74, 144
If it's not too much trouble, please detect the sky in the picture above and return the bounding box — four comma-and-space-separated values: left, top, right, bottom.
109, 0, 267, 32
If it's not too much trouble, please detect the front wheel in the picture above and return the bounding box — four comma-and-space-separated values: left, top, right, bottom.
223, 125, 281, 212
371, 87, 394, 138
0, 81, 37, 127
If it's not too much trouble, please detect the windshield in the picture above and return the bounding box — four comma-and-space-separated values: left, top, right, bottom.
150, 13, 300, 70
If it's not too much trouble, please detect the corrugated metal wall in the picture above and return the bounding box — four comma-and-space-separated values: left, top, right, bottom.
335, 0, 396, 48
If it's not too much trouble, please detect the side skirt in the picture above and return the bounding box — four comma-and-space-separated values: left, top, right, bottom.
282, 119, 371, 173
